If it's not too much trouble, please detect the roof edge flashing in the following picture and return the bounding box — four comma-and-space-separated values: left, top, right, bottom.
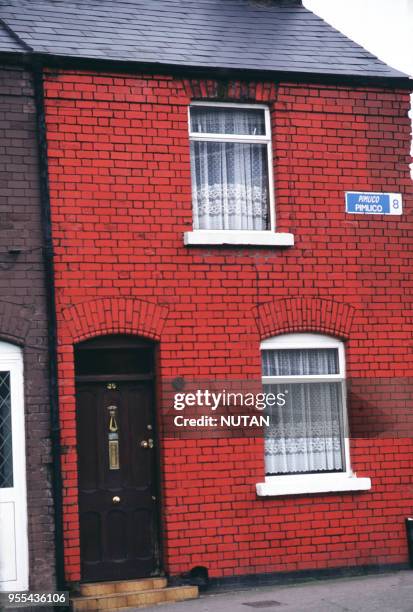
0, 50, 411, 90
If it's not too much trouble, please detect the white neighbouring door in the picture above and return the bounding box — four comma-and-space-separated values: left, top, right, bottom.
0, 341, 28, 592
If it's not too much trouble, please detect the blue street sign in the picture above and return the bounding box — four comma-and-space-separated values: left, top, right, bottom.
345, 192, 402, 215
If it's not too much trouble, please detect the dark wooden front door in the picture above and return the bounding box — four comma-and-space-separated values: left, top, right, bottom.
76, 380, 160, 582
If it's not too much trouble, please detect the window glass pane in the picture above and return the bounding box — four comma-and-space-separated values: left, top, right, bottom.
262, 348, 339, 376
190, 141, 269, 230
264, 382, 344, 475
191, 107, 266, 135
0, 371, 13, 488
75, 348, 153, 377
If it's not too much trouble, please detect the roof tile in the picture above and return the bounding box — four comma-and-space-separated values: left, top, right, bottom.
0, 0, 408, 79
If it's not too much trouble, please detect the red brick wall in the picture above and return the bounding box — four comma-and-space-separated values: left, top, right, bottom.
43, 70, 413, 581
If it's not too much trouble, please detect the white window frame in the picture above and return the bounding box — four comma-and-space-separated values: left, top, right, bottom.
256, 333, 371, 497
184, 101, 294, 247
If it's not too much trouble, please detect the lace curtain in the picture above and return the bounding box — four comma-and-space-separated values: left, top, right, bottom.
262, 349, 344, 475
262, 348, 338, 377
190, 107, 270, 230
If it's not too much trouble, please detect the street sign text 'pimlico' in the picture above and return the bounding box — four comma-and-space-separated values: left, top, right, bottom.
345, 192, 402, 215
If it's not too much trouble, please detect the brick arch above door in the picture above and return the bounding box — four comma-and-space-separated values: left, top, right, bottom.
60, 297, 169, 343
253, 296, 356, 340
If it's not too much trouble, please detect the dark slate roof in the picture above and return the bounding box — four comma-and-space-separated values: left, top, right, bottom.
0, 19, 26, 51
0, 0, 409, 81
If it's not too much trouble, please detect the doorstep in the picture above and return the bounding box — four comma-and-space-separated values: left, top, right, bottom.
71, 577, 198, 611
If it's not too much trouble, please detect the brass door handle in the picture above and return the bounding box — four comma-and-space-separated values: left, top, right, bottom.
140, 438, 154, 449
112, 496, 121, 504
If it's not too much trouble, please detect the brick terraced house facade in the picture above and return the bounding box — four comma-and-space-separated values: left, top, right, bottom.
1, 0, 413, 595
0, 60, 57, 592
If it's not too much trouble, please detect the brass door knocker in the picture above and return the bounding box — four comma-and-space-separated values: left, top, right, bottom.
108, 406, 118, 432
107, 406, 120, 470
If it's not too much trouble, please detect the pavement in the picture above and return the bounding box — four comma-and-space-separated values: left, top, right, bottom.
133, 570, 413, 612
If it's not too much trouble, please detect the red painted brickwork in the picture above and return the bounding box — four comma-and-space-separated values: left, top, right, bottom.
43, 70, 413, 582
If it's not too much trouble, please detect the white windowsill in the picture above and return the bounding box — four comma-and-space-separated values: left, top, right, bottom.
184, 230, 295, 247
256, 473, 371, 497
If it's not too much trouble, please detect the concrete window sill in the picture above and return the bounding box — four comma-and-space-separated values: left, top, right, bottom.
184, 230, 294, 247
256, 473, 371, 497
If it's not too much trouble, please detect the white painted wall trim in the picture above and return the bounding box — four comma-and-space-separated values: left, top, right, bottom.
184, 230, 294, 246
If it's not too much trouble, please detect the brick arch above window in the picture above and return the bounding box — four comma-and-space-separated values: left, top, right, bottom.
60, 297, 169, 343
182, 78, 277, 103
253, 297, 355, 340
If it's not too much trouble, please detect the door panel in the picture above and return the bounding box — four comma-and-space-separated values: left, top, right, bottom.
77, 381, 159, 582
0, 502, 17, 582
0, 343, 28, 592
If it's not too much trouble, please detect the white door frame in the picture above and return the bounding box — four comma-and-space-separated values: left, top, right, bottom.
0, 341, 29, 592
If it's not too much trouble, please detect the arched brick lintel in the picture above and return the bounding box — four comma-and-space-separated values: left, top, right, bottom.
183, 78, 277, 102
254, 297, 356, 340
60, 297, 169, 344
0, 300, 31, 345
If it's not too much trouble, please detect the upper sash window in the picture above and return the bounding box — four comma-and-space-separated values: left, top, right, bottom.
189, 103, 274, 232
